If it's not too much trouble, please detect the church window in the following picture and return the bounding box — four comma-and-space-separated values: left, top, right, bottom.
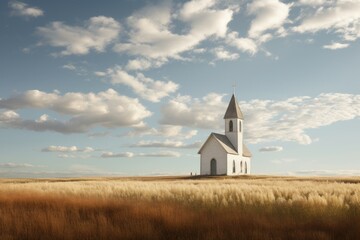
229, 120, 233, 132
240, 161, 243, 173
245, 162, 248, 174
239, 121, 242, 132
232, 160, 235, 173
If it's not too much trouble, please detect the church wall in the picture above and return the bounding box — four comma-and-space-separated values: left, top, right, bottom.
227, 154, 251, 175
200, 137, 227, 175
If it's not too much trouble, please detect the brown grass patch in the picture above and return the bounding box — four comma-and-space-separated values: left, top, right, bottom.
0, 176, 360, 239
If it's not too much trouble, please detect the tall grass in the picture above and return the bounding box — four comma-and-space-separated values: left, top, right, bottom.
0, 176, 360, 239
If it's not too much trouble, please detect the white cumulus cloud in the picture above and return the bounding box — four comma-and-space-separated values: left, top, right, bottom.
0, 89, 151, 134
259, 146, 283, 152
247, 0, 291, 38
41, 145, 94, 153
103, 66, 178, 102
160, 92, 360, 145
9, 1, 43, 18
37, 16, 121, 56
114, 0, 234, 60
323, 42, 349, 50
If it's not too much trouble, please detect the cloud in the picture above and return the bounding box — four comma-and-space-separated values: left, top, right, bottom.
0, 89, 151, 134
247, 0, 291, 38
101, 151, 180, 158
297, 0, 328, 6
125, 58, 166, 71
130, 140, 202, 149
62, 64, 76, 70
289, 169, 360, 176
293, 1, 360, 42
41, 145, 94, 153
101, 152, 134, 158
259, 146, 283, 152
160, 92, 360, 145
125, 125, 197, 139
160, 93, 226, 129
113, 1, 234, 60
138, 151, 180, 157
271, 158, 296, 164
323, 42, 349, 50
37, 16, 121, 56
226, 32, 258, 55
0, 162, 33, 168
103, 66, 178, 102
9, 1, 43, 18
211, 46, 239, 61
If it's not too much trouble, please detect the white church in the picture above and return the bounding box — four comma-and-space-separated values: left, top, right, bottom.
198, 94, 252, 176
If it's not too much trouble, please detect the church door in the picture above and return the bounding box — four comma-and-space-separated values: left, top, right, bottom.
210, 159, 217, 175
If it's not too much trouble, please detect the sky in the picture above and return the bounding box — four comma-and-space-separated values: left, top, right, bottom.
0, 0, 360, 178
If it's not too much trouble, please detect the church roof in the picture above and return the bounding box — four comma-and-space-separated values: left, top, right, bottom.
223, 94, 244, 119
198, 132, 252, 157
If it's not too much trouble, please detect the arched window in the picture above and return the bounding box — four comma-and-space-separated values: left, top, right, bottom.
239, 121, 242, 132
245, 162, 248, 174
229, 120, 233, 132
232, 160, 236, 173
210, 159, 217, 175
240, 161, 243, 173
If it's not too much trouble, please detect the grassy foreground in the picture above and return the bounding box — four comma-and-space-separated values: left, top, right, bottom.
0, 176, 360, 240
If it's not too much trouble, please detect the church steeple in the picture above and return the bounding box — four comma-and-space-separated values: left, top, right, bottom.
224, 94, 244, 119
224, 94, 244, 154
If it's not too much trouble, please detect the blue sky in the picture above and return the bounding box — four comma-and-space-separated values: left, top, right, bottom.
1, 0, 360, 177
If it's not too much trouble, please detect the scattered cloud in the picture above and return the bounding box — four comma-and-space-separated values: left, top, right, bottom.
226, 32, 258, 55
297, 0, 328, 6
323, 42, 349, 50
102, 66, 178, 102
113, 0, 234, 60
293, 1, 360, 42
0, 162, 33, 168
130, 139, 202, 149
259, 146, 283, 152
272, 158, 296, 164
37, 16, 121, 56
160, 92, 360, 145
211, 46, 239, 61
0, 89, 151, 134
101, 152, 134, 158
138, 151, 180, 157
160, 93, 226, 129
101, 151, 180, 158
62, 64, 76, 70
41, 145, 94, 153
9, 1, 43, 18
289, 169, 360, 176
247, 0, 291, 38
125, 125, 197, 139
88, 131, 109, 138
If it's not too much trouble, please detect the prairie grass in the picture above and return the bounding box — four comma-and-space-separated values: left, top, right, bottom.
0, 176, 360, 239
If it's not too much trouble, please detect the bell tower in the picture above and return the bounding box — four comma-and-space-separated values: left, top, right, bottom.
224, 94, 244, 155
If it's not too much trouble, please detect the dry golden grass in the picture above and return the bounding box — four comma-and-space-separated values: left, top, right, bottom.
0, 175, 360, 239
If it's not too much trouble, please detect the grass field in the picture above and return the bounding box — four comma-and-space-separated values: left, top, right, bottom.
0, 175, 360, 240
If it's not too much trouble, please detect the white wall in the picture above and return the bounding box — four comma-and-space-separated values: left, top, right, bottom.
200, 137, 227, 175
227, 154, 251, 175
225, 119, 243, 154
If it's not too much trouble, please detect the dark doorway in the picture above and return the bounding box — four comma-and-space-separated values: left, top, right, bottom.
210, 159, 217, 175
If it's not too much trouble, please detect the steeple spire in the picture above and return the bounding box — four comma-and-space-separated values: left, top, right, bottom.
223, 94, 244, 119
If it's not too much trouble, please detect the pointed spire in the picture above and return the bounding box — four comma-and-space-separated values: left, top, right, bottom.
223, 94, 244, 119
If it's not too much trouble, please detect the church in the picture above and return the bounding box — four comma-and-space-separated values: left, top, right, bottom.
198, 94, 252, 175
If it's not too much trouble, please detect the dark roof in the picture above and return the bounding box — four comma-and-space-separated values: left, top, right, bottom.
198, 132, 252, 157
223, 94, 244, 119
